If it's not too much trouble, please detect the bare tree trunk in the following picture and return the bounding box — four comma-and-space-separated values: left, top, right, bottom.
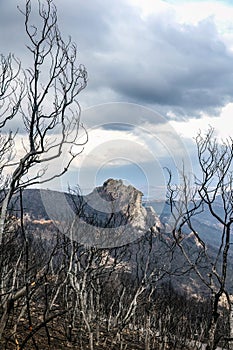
145, 315, 151, 350
206, 320, 218, 350
0, 305, 8, 340
0, 190, 12, 244
229, 299, 233, 350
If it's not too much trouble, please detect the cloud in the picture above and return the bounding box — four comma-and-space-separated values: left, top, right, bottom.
1, 0, 233, 120
1, 0, 233, 195
54, 0, 233, 118
71, 107, 193, 175
99, 16, 233, 116
170, 102, 233, 140
0, 1, 24, 55
81, 103, 169, 129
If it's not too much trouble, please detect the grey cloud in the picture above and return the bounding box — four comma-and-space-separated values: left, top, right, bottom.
100, 123, 135, 132
71, 1, 233, 117
0, 1, 24, 56
81, 103, 167, 129
56, 0, 111, 52
1, 1, 233, 121
100, 16, 233, 116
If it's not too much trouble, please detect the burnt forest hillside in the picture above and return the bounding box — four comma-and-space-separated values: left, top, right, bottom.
0, 179, 232, 349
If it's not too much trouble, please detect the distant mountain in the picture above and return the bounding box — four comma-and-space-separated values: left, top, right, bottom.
10, 179, 228, 254
9, 179, 233, 295
10, 180, 229, 253
145, 198, 231, 252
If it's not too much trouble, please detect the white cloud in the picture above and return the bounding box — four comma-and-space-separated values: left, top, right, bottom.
170, 102, 233, 141
72, 128, 154, 169
128, 0, 233, 49
127, 0, 172, 18
128, 0, 233, 28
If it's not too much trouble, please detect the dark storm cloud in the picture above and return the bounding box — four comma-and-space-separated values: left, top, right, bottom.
1, 0, 233, 120
59, 0, 233, 118
98, 16, 233, 116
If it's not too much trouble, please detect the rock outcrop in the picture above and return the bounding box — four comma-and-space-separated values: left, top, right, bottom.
72, 178, 163, 248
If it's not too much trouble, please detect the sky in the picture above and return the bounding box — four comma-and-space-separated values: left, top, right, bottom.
1, 0, 233, 200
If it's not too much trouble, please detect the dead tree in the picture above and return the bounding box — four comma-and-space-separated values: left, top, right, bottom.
167, 127, 233, 350
0, 0, 87, 243
0, 0, 87, 344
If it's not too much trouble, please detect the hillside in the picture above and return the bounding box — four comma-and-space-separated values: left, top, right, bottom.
1, 179, 232, 349
9, 179, 229, 294
145, 198, 231, 254
11, 181, 229, 257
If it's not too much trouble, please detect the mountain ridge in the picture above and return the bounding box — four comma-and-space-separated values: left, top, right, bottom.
10, 178, 225, 251
8, 178, 233, 295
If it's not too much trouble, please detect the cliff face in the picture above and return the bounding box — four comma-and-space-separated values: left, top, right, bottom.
73, 178, 163, 248
85, 178, 145, 222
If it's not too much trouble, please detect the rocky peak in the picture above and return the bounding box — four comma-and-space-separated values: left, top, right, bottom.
102, 178, 143, 199
91, 178, 144, 218
77, 179, 163, 247
84, 179, 142, 221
